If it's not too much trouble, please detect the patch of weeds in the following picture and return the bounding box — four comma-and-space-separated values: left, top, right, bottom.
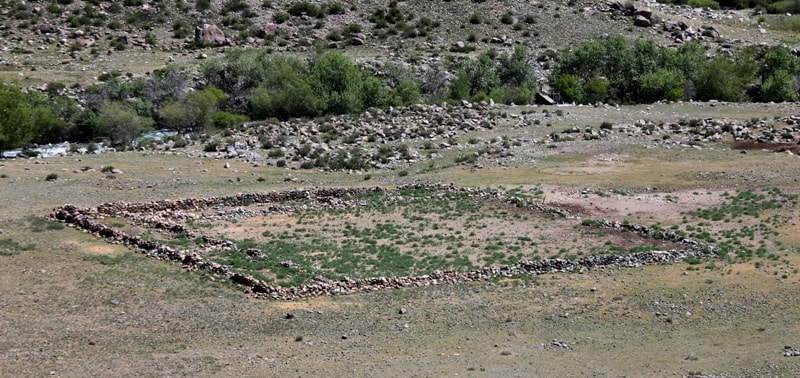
28, 216, 64, 232
0, 238, 35, 256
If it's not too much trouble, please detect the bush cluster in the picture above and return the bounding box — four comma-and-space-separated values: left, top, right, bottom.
369, 0, 439, 39
201, 50, 420, 120
551, 36, 800, 104
448, 45, 540, 104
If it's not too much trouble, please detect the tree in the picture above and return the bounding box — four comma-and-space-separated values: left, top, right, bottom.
0, 82, 34, 154
361, 76, 390, 109
497, 45, 535, 88
554, 36, 635, 101
96, 102, 154, 146
583, 77, 609, 104
554, 74, 583, 103
638, 68, 686, 103
311, 52, 363, 114
494, 45, 539, 104
158, 86, 229, 131
448, 70, 471, 101
25, 90, 70, 144
132, 65, 190, 111
249, 57, 326, 120
390, 80, 420, 106
757, 46, 798, 83
695, 55, 755, 102
762, 69, 798, 102
465, 53, 500, 97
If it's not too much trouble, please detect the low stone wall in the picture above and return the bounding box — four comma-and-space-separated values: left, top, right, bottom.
51, 184, 716, 300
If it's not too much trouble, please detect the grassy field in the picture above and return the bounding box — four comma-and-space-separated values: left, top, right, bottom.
2, 103, 800, 376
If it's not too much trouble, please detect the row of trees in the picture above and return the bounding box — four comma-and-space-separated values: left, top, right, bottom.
552, 36, 800, 104
4, 40, 800, 154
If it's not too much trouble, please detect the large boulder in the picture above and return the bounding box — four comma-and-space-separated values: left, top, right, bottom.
635, 8, 653, 19
634, 15, 651, 27
195, 24, 227, 46
75, 37, 95, 47
38, 23, 56, 34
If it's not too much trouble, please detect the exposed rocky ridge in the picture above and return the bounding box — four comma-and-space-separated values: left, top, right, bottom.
50, 183, 717, 300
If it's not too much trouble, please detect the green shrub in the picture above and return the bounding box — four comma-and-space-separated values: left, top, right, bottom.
249, 59, 326, 119
688, 0, 720, 9
158, 87, 224, 132
311, 52, 363, 114
273, 11, 290, 23
638, 68, 685, 102
762, 69, 798, 102
327, 2, 346, 14
211, 111, 249, 129
287, 1, 321, 17
450, 44, 476, 53
96, 102, 153, 146
500, 11, 514, 25
554, 74, 583, 103
391, 80, 420, 106
490, 85, 536, 104
0, 82, 35, 153
469, 13, 482, 24
204, 141, 220, 152
45, 173, 58, 181
695, 55, 754, 102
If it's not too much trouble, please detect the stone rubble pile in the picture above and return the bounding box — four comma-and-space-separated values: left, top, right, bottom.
600, 0, 740, 45
195, 103, 507, 169
199, 106, 800, 172
541, 340, 571, 350
784, 346, 800, 357
553, 116, 800, 148
51, 184, 717, 301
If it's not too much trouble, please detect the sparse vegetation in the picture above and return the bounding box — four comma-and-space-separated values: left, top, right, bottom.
2, 1, 800, 376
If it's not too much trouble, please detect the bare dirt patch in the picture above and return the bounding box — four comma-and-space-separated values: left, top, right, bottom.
733, 140, 800, 154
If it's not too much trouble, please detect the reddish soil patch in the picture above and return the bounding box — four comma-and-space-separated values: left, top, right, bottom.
732, 140, 800, 154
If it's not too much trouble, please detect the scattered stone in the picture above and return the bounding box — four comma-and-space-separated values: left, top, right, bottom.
784, 346, 800, 357
541, 340, 571, 350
